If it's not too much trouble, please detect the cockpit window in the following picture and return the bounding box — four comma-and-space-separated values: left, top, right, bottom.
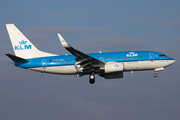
159, 55, 166, 57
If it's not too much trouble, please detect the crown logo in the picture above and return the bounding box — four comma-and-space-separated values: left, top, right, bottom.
61, 40, 65, 42
19, 40, 27, 45
129, 52, 134, 54
114, 64, 119, 68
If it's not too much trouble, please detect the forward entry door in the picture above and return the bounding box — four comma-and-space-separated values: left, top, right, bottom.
149, 53, 154, 61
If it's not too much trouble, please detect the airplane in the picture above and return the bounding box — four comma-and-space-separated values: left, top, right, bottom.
5, 24, 175, 84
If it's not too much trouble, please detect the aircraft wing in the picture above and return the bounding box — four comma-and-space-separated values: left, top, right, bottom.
57, 34, 105, 71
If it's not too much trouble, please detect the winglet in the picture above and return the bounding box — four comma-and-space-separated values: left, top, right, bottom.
57, 33, 69, 48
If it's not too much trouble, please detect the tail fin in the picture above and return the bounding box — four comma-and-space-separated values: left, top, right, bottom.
6, 24, 57, 59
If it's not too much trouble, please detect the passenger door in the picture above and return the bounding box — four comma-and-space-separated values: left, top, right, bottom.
149, 53, 154, 61
42, 59, 47, 69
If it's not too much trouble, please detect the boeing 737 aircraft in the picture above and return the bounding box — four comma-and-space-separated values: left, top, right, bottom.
6, 24, 175, 84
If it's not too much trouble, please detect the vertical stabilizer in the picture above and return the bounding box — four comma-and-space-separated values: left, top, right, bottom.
6, 24, 57, 59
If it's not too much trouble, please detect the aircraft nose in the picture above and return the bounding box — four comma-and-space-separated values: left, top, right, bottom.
172, 60, 175, 64
169, 59, 175, 65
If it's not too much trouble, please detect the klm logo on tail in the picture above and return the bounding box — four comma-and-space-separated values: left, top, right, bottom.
14, 40, 31, 50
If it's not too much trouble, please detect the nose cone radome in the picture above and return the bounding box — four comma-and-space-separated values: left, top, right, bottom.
169, 59, 175, 65
172, 60, 175, 64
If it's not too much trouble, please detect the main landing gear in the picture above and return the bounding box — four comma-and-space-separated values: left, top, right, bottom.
89, 73, 95, 84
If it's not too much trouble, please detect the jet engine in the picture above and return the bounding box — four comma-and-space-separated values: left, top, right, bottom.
104, 62, 124, 73
99, 62, 124, 79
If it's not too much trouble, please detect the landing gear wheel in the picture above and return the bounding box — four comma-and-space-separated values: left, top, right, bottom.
89, 74, 95, 84
89, 74, 95, 79
154, 73, 158, 77
89, 79, 95, 84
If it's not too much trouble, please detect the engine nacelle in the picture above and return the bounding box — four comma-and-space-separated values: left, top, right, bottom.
104, 62, 124, 73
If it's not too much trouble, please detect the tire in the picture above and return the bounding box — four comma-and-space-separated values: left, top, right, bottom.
154, 73, 158, 77
89, 79, 95, 84
89, 74, 95, 79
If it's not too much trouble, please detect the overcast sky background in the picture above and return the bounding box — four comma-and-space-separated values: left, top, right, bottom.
0, 0, 180, 120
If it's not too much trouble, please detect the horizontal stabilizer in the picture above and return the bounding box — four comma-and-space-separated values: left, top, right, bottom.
5, 53, 28, 63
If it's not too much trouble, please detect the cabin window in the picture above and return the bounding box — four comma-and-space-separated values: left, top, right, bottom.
131, 57, 132, 59
136, 56, 138, 58
111, 58, 112, 60
128, 57, 130, 59
141, 56, 143, 58
139, 56, 140, 58
123, 57, 125, 59
133, 57, 135, 58
113, 58, 115, 60
108, 58, 110, 60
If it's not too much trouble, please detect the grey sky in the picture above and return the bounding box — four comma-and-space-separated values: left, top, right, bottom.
0, 0, 180, 120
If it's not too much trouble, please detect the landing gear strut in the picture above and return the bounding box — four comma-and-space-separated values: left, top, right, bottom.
89, 73, 95, 84
154, 72, 158, 77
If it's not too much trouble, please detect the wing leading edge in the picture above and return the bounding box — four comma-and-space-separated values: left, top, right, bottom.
57, 34, 105, 72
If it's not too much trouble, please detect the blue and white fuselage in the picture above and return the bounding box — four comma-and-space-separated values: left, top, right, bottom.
5, 24, 175, 84
17, 51, 174, 74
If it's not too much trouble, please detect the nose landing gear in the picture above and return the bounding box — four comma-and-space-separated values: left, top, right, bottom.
154, 72, 158, 77
154, 68, 164, 78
